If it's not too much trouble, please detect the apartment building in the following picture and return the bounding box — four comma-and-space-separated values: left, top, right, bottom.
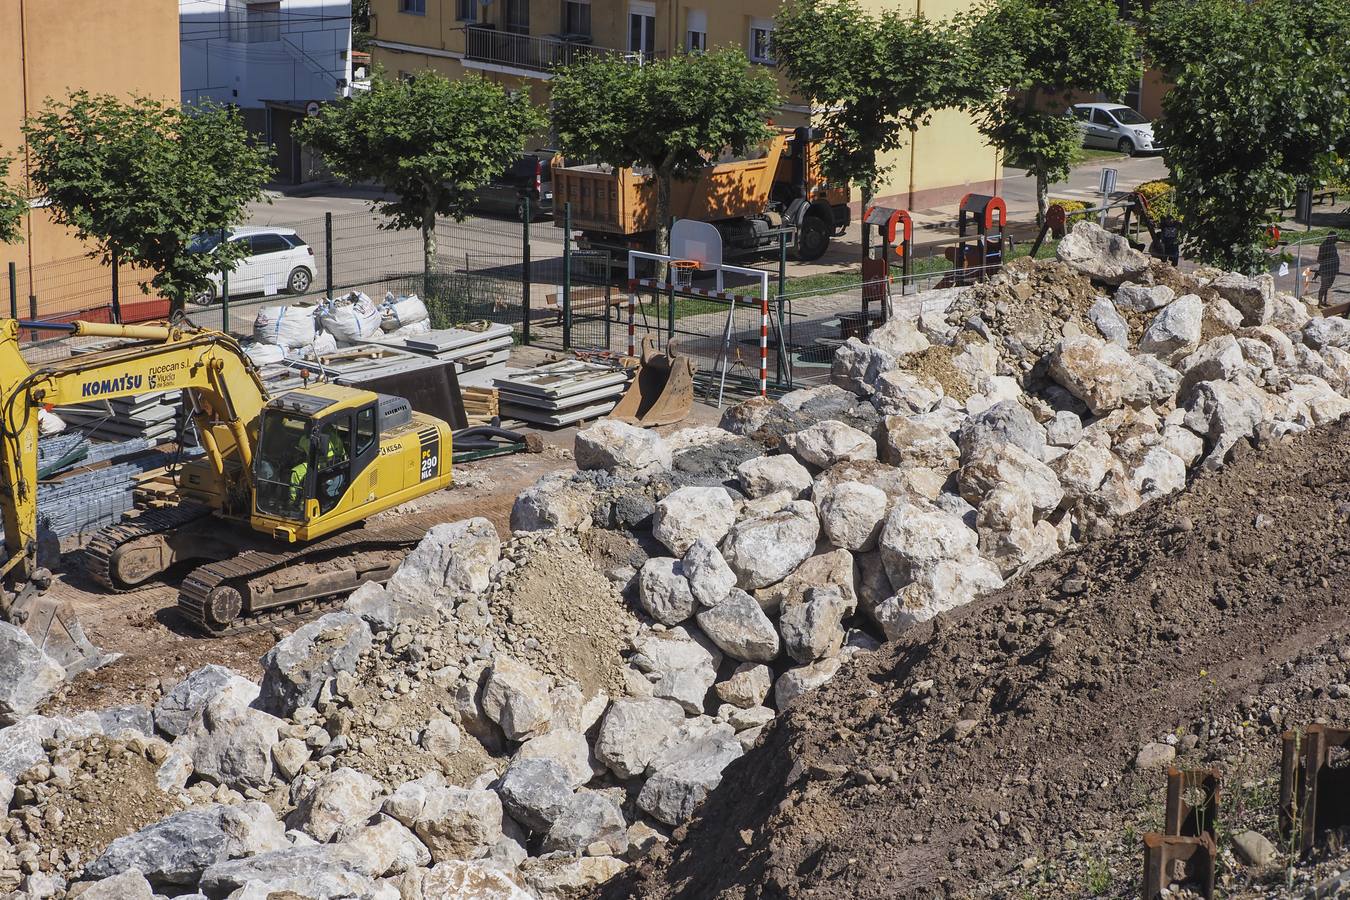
181, 0, 354, 183
0, 0, 181, 287
367, 0, 1000, 210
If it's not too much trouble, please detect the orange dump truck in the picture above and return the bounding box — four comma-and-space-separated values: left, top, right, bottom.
550, 127, 850, 262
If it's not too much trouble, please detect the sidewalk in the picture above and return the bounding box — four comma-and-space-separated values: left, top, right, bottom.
792, 155, 1171, 275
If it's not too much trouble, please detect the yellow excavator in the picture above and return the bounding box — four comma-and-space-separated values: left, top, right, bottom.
0, 318, 453, 670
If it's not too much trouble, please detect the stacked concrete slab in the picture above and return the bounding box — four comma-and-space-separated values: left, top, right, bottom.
494, 360, 632, 427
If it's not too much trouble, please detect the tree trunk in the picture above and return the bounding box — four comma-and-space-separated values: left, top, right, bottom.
1036, 172, 1050, 229
655, 170, 672, 258
859, 182, 874, 269
421, 210, 437, 289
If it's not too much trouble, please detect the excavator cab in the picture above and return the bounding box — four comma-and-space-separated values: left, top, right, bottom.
253, 407, 315, 521
254, 406, 358, 522
251, 385, 453, 542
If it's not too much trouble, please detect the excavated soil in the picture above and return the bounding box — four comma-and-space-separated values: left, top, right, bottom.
614, 420, 1350, 899
951, 259, 1103, 359
489, 531, 638, 699
314, 529, 640, 789
8, 736, 181, 877
903, 344, 973, 402
330, 674, 504, 789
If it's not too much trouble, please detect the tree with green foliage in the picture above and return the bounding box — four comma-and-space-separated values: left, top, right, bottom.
550, 49, 780, 254
23, 94, 273, 313
1147, 0, 1350, 273
773, 0, 981, 255
351, 0, 370, 53
296, 71, 543, 281
0, 151, 24, 246
970, 0, 1140, 225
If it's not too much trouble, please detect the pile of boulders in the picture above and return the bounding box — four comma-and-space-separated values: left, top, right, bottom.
4, 222, 1350, 899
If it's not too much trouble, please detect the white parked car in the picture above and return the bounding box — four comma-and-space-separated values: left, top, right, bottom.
1067, 103, 1162, 156
190, 226, 317, 305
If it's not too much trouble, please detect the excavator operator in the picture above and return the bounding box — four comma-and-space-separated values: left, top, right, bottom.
287, 427, 347, 508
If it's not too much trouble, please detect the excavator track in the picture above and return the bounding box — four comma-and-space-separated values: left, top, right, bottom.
176, 522, 429, 635
83, 504, 215, 592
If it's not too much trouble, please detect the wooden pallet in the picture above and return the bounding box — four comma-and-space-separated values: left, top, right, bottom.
462, 386, 499, 426
134, 466, 180, 508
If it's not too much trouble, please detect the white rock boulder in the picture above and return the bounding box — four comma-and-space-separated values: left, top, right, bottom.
814, 480, 888, 552
390, 517, 501, 597
652, 486, 736, 556
574, 420, 671, 473
720, 500, 819, 589
781, 421, 877, 469
695, 589, 781, 663
736, 454, 813, 499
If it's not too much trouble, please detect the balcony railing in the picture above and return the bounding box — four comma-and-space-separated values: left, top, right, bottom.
463, 27, 662, 73
464, 27, 613, 73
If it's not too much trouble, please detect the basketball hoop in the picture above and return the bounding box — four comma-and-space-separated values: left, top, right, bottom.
670, 259, 699, 290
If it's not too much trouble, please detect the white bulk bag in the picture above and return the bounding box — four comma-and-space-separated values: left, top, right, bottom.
380, 293, 430, 331
390, 319, 433, 337
318, 291, 382, 342
253, 304, 317, 349
308, 330, 339, 358
37, 409, 66, 436
244, 342, 286, 366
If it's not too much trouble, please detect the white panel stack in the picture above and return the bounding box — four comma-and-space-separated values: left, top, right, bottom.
494, 360, 631, 427
57, 392, 185, 442
363, 323, 514, 378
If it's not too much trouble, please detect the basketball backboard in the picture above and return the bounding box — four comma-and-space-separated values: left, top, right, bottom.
670, 219, 723, 271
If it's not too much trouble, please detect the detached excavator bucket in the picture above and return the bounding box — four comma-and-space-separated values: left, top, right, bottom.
10, 585, 106, 676
609, 336, 696, 428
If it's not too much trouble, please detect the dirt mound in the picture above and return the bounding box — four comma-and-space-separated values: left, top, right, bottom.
944, 259, 1103, 370
904, 344, 973, 402
319, 529, 640, 788
613, 420, 1350, 899
490, 530, 638, 699
5, 735, 181, 883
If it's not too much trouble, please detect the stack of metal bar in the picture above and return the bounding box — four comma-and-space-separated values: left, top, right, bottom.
494, 359, 631, 427
5, 435, 182, 541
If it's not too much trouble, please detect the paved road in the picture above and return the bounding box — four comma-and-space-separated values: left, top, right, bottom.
244, 155, 1172, 286
1000, 154, 1168, 210
246, 186, 560, 246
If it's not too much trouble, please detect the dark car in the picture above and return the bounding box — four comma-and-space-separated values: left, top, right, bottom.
472, 150, 556, 221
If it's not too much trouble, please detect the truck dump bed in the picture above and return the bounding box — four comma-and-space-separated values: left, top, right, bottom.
552, 133, 789, 236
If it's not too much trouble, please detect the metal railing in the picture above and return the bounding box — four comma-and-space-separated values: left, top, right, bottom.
463, 27, 626, 73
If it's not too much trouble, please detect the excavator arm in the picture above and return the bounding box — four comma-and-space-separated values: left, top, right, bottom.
0, 319, 270, 670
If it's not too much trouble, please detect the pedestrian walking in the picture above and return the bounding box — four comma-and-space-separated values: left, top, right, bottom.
1312, 232, 1343, 305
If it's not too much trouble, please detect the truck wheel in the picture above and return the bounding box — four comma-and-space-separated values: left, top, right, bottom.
793, 216, 830, 262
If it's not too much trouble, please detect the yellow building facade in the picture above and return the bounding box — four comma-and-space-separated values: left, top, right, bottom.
369, 0, 999, 212
0, 0, 181, 302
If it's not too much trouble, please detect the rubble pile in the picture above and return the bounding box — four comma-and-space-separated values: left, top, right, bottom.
4, 222, 1350, 898
614, 418, 1350, 899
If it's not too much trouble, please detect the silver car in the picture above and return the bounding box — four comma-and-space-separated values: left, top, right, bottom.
1068, 103, 1162, 156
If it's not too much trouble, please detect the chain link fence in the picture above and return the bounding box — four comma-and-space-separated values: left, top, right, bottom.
1271, 235, 1350, 309
16, 200, 1343, 399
